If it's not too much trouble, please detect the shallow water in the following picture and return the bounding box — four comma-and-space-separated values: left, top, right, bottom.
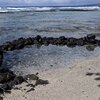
0, 10, 100, 75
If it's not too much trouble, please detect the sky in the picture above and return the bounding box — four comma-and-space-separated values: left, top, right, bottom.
0, 0, 100, 6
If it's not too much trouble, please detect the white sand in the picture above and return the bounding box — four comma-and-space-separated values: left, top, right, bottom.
3, 57, 100, 100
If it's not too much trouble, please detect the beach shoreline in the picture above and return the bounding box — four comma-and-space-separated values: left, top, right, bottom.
3, 57, 100, 100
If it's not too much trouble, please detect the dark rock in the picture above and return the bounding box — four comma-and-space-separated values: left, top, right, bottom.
35, 79, 49, 86
0, 70, 15, 84
76, 38, 85, 46
94, 77, 100, 81
0, 46, 3, 51
67, 38, 77, 47
2, 42, 15, 51
86, 45, 96, 51
50, 65, 53, 67
24, 37, 33, 45
0, 35, 100, 52
7, 44, 15, 51
6, 81, 15, 89
88, 68, 91, 70
2, 42, 10, 50
0, 68, 13, 73
26, 84, 35, 87
0, 67, 49, 99
95, 73, 100, 76
87, 34, 96, 40
0, 96, 3, 100
5, 41, 16, 51
35, 72, 39, 75
55, 36, 67, 45
83, 34, 96, 45
26, 88, 35, 93
98, 85, 100, 87
13, 76, 25, 85
95, 40, 100, 46
86, 72, 94, 76
34, 35, 42, 45
52, 39, 59, 45
0, 88, 3, 94
58, 36, 66, 44
0, 51, 3, 66
13, 38, 25, 50
59, 36, 66, 40
35, 35, 42, 41
47, 37, 54, 45
0, 83, 12, 91
42, 37, 50, 46
24, 74, 39, 80
88, 40, 96, 44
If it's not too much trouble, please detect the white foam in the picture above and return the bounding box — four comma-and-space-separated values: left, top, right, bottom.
0, 6, 99, 13
59, 6, 100, 11
35, 7, 54, 11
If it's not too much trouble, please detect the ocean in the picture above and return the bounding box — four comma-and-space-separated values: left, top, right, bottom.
0, 6, 100, 75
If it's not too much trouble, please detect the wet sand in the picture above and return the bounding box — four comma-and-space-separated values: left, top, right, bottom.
3, 57, 100, 100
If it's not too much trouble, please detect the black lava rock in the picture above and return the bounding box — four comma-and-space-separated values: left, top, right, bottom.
13, 76, 25, 85
14, 38, 25, 49
76, 38, 85, 46
67, 38, 77, 47
42, 37, 50, 46
0, 69, 15, 84
0, 51, 3, 67
35, 79, 49, 86
24, 37, 33, 45
87, 34, 96, 40
34, 35, 42, 45
0, 96, 3, 100
2, 42, 14, 51
0, 34, 99, 52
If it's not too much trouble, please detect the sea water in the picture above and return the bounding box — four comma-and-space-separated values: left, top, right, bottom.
0, 6, 100, 75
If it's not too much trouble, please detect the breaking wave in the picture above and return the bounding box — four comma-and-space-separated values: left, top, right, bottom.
0, 6, 100, 13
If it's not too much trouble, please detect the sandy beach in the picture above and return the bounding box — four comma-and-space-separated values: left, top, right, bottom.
3, 57, 100, 100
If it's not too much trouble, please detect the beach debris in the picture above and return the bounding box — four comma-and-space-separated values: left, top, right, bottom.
98, 85, 100, 87
86, 72, 94, 76
86, 72, 100, 89
26, 88, 35, 93
94, 77, 100, 81
86, 72, 100, 76
95, 73, 100, 76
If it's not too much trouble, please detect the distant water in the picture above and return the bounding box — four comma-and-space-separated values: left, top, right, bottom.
0, 6, 100, 75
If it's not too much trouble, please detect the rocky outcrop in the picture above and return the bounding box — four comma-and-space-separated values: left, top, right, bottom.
0, 68, 49, 99
0, 34, 99, 52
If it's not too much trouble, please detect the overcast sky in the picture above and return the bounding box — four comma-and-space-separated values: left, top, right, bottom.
0, 0, 100, 6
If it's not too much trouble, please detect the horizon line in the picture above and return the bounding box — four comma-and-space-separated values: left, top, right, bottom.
0, 2, 100, 7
